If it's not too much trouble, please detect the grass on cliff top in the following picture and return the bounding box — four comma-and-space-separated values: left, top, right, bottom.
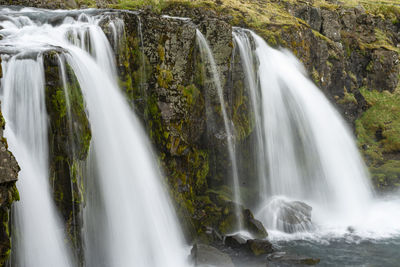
110, 0, 304, 47
107, 0, 400, 45
112, 0, 299, 25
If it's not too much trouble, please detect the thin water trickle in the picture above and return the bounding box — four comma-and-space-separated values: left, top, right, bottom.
196, 29, 243, 231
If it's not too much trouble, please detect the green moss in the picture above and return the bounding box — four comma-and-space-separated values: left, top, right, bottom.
181, 84, 200, 106
359, 28, 400, 53
370, 160, 400, 188
191, 150, 209, 190
76, 0, 97, 7
10, 183, 19, 203
118, 34, 152, 106
146, 94, 166, 147
158, 44, 165, 62
232, 79, 253, 141
357, 88, 400, 154
366, 61, 374, 72
0, 208, 10, 265
51, 89, 67, 127
312, 67, 320, 84
312, 29, 335, 44
338, 89, 358, 105
110, 0, 167, 12
206, 186, 233, 202
356, 88, 400, 189
0, 109, 5, 129
157, 67, 173, 88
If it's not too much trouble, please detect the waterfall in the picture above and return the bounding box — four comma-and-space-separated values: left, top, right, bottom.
233, 29, 400, 238
232, 28, 267, 202
0, 7, 189, 266
1, 56, 75, 266
252, 30, 373, 228
196, 30, 243, 231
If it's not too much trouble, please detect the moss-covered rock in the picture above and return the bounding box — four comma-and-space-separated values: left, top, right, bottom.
356, 88, 400, 190
43, 51, 91, 261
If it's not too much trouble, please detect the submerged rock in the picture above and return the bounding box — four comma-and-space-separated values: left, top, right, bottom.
267, 252, 320, 266
191, 243, 234, 267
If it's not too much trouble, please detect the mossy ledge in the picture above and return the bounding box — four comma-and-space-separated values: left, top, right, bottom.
43, 51, 91, 262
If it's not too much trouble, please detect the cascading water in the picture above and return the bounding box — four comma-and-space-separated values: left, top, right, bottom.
232, 28, 267, 202
233, 28, 400, 239
1, 56, 75, 266
0, 7, 189, 267
196, 30, 243, 231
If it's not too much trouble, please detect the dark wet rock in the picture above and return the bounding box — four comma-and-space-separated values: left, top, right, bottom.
224, 233, 247, 249
267, 252, 320, 265
191, 243, 234, 267
246, 239, 273, 256
203, 226, 224, 243
243, 209, 268, 239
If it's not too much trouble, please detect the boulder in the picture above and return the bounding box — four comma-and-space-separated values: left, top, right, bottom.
258, 197, 314, 233
243, 209, 268, 238
224, 233, 247, 249
191, 243, 234, 267
246, 239, 273, 256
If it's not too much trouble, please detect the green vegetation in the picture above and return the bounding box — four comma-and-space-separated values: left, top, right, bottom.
338, 89, 358, 105
356, 88, 400, 189
110, 0, 167, 12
